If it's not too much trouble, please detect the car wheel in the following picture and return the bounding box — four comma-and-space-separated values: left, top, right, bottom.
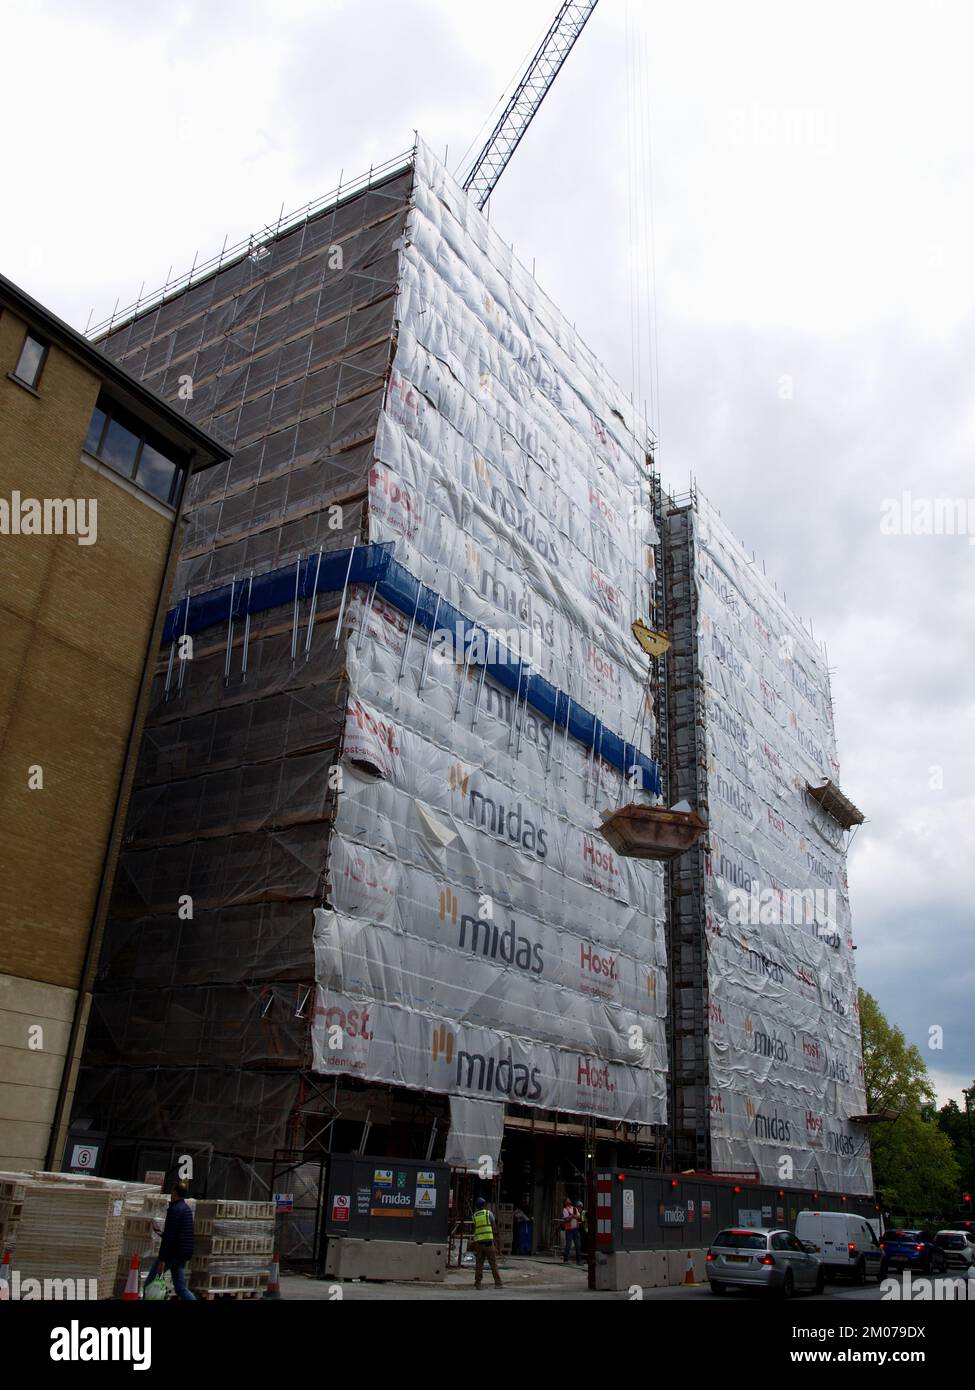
814, 1267, 825, 1295
710, 1281, 727, 1296
780, 1271, 795, 1299
853, 1259, 867, 1287
878, 1258, 889, 1282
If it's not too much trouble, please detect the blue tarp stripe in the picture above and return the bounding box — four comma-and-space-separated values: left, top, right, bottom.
162, 543, 659, 793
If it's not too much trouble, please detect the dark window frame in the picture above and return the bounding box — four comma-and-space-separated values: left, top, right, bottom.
82, 394, 187, 507
12, 330, 49, 390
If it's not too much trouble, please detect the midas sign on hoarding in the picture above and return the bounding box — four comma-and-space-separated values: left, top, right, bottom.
311, 987, 667, 1125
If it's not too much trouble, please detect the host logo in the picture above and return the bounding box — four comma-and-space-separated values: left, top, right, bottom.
315, 1003, 372, 1041
577, 1057, 615, 1093
580, 942, 618, 980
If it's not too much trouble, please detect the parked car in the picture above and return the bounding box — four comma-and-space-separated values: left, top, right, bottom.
794, 1210, 887, 1284
879, 1229, 948, 1274
706, 1227, 824, 1297
934, 1231, 975, 1269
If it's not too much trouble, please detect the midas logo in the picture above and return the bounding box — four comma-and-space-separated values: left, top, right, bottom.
745, 1100, 757, 1123
646, 971, 657, 1000
744, 1017, 754, 1042
439, 888, 459, 924
464, 540, 481, 575
432, 1024, 455, 1063
467, 789, 549, 859
449, 764, 470, 795
474, 456, 491, 483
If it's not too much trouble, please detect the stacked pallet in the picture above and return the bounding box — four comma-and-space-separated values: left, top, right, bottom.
112, 1193, 174, 1297
5, 1180, 125, 1299
0, 1176, 26, 1258
189, 1200, 275, 1299
0, 1172, 162, 1300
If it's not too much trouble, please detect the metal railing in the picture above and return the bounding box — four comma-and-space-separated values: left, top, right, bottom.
87, 147, 416, 341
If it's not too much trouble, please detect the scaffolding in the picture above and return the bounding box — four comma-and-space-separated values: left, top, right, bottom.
75, 160, 415, 1198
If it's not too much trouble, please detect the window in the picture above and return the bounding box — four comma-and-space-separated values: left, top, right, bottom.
13, 332, 48, 389
713, 1230, 767, 1251
82, 395, 186, 505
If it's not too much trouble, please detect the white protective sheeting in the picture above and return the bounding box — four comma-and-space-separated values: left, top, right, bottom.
444, 1097, 505, 1173
312, 142, 667, 1128
693, 498, 872, 1194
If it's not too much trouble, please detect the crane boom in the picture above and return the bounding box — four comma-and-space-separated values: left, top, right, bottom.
462, 1, 599, 210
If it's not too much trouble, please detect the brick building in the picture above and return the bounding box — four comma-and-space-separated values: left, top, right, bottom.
0, 273, 228, 1171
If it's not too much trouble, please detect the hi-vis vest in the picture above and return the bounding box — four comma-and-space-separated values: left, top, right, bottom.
473, 1208, 494, 1243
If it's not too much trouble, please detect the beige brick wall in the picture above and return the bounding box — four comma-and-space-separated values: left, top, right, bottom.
0, 973, 76, 1170
0, 307, 173, 995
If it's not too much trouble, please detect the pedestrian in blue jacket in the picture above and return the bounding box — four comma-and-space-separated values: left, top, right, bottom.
145, 1182, 196, 1300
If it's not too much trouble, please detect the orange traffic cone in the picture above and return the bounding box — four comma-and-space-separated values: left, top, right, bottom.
122, 1253, 141, 1300
0, 1250, 10, 1301
683, 1251, 696, 1285
263, 1252, 281, 1299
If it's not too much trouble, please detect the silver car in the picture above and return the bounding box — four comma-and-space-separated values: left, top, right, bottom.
935, 1231, 975, 1270
707, 1227, 825, 1297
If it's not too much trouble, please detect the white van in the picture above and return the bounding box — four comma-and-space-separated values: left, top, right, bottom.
794, 1210, 887, 1283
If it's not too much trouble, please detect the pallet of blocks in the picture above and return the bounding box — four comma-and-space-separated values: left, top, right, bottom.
0, 1171, 131, 1300
189, 1200, 275, 1299
112, 1193, 179, 1298
0, 1176, 27, 1260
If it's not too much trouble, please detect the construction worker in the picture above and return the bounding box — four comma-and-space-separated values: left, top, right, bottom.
471, 1197, 504, 1289
145, 1182, 196, 1300
562, 1195, 583, 1265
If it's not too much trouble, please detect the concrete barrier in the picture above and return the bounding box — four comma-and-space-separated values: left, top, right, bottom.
592, 1251, 700, 1289
324, 1238, 446, 1282
594, 1248, 700, 1292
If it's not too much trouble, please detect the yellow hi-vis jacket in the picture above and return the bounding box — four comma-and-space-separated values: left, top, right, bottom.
473, 1208, 494, 1243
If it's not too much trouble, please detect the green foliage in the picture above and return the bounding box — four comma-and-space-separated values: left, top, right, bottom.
937, 1095, 975, 1195
858, 990, 961, 1222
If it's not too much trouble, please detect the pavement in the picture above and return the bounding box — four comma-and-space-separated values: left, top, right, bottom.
276, 1258, 957, 1301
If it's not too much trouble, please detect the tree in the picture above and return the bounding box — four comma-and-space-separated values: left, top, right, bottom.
858, 990, 960, 1221
937, 1093, 975, 1195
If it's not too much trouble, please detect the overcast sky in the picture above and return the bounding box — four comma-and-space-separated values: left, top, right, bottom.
4, 0, 972, 1107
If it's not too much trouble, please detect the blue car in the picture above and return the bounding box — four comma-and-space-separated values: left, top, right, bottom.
880, 1229, 948, 1274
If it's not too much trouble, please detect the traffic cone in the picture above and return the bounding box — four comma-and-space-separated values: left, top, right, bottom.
683, 1251, 696, 1285
122, 1254, 141, 1301
0, 1250, 10, 1300
263, 1252, 281, 1299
